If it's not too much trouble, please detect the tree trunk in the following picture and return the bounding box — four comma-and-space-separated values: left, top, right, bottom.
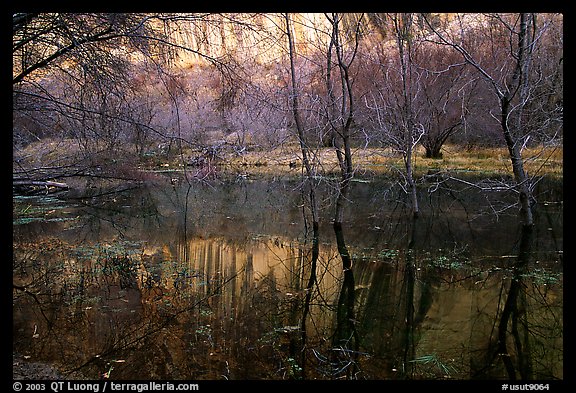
500, 13, 535, 227
424, 146, 443, 159
501, 97, 534, 227
326, 13, 358, 226
285, 13, 319, 225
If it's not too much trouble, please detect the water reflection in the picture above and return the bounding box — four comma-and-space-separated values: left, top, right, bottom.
13, 177, 562, 380
328, 223, 360, 379
470, 225, 563, 380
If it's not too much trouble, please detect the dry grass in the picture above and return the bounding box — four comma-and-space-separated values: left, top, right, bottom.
414, 144, 563, 178
14, 138, 562, 181
223, 143, 563, 180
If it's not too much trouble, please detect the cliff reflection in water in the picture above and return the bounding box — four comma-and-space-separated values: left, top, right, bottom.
12, 177, 563, 380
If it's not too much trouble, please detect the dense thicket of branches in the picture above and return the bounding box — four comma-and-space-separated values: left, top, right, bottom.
13, 13, 563, 223
12, 13, 563, 383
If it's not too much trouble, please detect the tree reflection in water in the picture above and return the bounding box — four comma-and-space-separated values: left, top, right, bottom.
329, 222, 360, 379
470, 224, 563, 380
13, 178, 562, 379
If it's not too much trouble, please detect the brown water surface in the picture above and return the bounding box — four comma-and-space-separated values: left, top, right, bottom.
12, 176, 563, 380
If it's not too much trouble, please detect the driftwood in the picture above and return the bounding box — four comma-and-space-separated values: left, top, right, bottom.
13, 179, 69, 195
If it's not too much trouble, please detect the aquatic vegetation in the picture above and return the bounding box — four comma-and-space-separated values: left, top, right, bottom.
13, 195, 78, 225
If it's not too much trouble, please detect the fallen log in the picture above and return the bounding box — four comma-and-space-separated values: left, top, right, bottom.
13, 180, 69, 188
13, 179, 69, 195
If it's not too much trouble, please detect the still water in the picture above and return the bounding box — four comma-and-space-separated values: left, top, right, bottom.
12, 175, 563, 380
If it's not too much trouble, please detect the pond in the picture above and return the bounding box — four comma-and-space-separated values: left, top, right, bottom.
12, 174, 563, 380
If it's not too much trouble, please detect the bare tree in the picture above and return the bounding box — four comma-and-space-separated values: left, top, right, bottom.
363, 13, 422, 218
323, 14, 363, 375
324, 12, 363, 226
424, 13, 561, 227
12, 13, 230, 86
284, 13, 320, 378
411, 42, 476, 159
284, 14, 320, 228
13, 13, 233, 188
391, 13, 421, 218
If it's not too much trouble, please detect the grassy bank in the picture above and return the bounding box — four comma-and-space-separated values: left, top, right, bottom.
14, 138, 563, 182
218, 143, 563, 180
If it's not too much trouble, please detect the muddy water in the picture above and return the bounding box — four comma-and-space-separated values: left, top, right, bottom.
12, 176, 563, 380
